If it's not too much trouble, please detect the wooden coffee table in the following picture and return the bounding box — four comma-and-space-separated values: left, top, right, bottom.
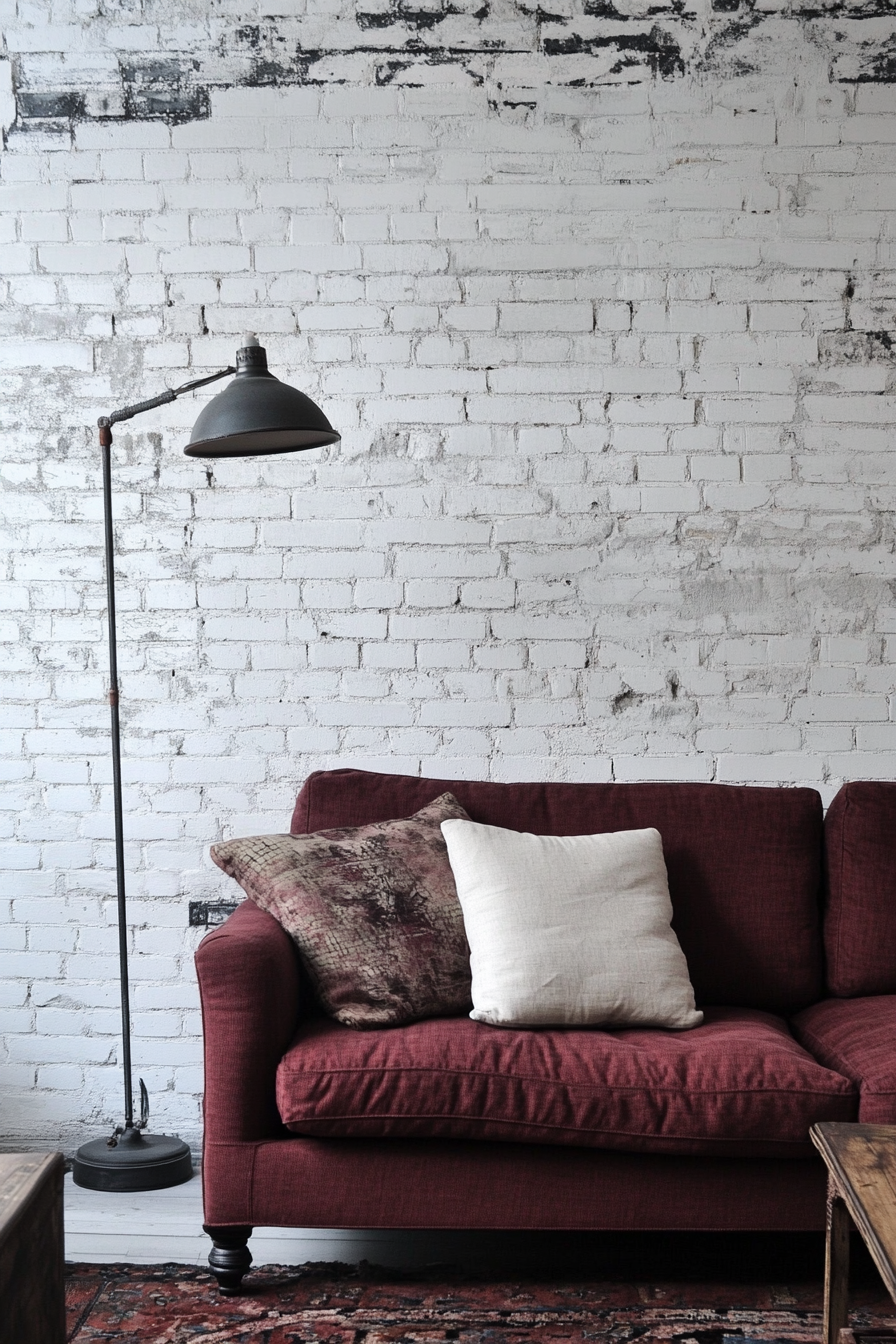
811, 1122, 896, 1344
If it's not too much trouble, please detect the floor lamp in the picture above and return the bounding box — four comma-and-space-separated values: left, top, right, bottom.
72, 335, 340, 1192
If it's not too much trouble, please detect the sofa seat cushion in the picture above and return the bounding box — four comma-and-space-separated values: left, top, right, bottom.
277, 1006, 856, 1158
792, 996, 896, 1125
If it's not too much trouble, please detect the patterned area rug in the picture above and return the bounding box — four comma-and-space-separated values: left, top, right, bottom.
64, 1262, 896, 1343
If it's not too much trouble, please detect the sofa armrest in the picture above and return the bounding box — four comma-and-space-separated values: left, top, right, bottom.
196, 899, 304, 1144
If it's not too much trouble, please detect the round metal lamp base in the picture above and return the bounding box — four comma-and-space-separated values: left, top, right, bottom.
72, 1128, 193, 1192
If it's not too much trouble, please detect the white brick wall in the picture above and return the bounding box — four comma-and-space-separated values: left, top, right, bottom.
2, 0, 896, 1152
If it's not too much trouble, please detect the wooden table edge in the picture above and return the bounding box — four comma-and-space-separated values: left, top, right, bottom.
811, 1123, 896, 1306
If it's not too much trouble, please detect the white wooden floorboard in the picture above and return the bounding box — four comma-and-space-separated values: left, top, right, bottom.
63, 1171, 487, 1268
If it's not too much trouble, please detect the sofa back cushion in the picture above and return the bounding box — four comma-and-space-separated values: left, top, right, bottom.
292, 769, 824, 1014
823, 781, 896, 997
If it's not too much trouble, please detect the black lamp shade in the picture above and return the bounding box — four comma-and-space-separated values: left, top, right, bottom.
185, 341, 340, 458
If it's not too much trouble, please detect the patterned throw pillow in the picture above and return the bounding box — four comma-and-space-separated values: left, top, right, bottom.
210, 792, 473, 1028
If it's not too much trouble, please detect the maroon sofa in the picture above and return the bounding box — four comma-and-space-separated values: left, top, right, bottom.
195, 771, 896, 1292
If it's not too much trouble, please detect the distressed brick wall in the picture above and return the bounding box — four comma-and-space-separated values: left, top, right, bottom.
2, 1, 896, 1150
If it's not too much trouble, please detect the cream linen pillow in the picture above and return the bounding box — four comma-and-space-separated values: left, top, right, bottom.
440, 819, 703, 1030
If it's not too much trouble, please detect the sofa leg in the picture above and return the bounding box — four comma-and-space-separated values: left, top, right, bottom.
203, 1224, 253, 1295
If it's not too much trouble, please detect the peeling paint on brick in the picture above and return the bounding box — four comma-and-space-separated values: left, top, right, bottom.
543, 28, 685, 79
7, 4, 896, 134
835, 33, 896, 82
121, 59, 211, 124
16, 90, 86, 120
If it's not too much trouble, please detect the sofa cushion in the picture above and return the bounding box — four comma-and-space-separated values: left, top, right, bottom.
292, 769, 824, 1014
441, 818, 701, 1030
792, 996, 896, 1125
823, 782, 896, 997
277, 1006, 856, 1157
210, 792, 473, 1029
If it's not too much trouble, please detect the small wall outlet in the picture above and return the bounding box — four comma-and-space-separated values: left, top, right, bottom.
189, 900, 239, 928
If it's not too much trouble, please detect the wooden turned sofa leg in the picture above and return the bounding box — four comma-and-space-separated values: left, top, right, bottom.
203, 1224, 253, 1294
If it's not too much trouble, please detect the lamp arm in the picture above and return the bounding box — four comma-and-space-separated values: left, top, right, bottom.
98, 366, 236, 431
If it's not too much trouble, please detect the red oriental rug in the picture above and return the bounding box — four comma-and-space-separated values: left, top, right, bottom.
64, 1262, 896, 1344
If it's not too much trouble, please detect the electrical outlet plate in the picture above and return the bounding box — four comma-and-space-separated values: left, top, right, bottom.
188, 900, 239, 928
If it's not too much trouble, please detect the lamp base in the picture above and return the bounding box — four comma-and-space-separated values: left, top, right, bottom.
72, 1127, 193, 1192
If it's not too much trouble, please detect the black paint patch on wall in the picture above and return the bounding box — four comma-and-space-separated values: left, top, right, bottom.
851, 34, 896, 82
697, 7, 771, 78
793, 0, 896, 16
820, 331, 896, 364
583, 1, 632, 19
356, 4, 483, 31
121, 59, 210, 124
583, 0, 692, 13
16, 90, 86, 120
543, 27, 685, 79
375, 50, 479, 85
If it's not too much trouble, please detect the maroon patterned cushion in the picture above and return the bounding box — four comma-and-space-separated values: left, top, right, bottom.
210, 793, 473, 1028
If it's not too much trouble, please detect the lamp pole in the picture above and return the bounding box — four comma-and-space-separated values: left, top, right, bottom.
99, 424, 132, 1133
